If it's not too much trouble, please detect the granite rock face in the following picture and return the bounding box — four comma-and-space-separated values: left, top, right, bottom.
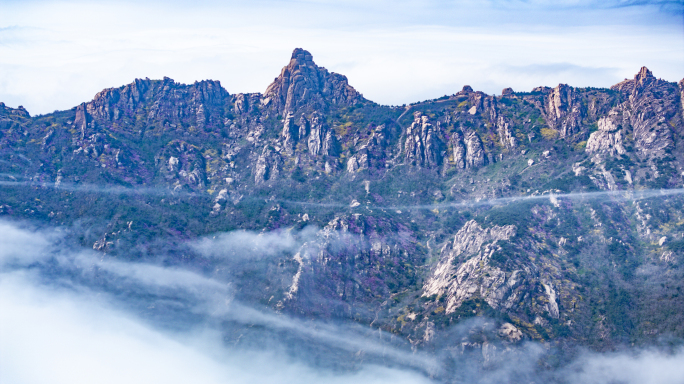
281, 112, 299, 150
155, 140, 207, 190
403, 112, 443, 167
582, 67, 683, 189
255, 145, 282, 184
263, 48, 363, 115
85, 77, 229, 131
420, 214, 577, 332
586, 112, 626, 156
308, 112, 336, 156
280, 214, 422, 318
423, 220, 518, 313
610, 67, 678, 157
463, 131, 487, 168
543, 84, 584, 138
448, 132, 468, 169
496, 116, 516, 149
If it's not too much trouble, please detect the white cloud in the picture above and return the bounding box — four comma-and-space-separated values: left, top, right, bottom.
0, 272, 234, 384
190, 226, 319, 259
0, 271, 434, 384
564, 347, 684, 384
0, 220, 59, 266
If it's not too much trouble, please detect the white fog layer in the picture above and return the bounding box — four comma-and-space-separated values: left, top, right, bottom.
1, 219, 684, 383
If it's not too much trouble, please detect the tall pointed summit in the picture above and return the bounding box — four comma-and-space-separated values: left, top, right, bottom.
611, 66, 659, 93
263, 48, 363, 114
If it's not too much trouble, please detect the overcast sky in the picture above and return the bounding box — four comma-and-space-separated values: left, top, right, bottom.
0, 0, 682, 115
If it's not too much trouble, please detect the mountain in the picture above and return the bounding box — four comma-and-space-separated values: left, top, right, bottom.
2, 48, 684, 380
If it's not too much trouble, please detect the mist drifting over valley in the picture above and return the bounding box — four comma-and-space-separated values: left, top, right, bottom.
3, 215, 684, 384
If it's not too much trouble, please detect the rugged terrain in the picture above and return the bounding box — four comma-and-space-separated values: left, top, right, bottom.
2, 48, 684, 381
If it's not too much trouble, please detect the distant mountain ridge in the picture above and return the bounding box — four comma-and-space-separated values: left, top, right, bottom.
4, 48, 680, 192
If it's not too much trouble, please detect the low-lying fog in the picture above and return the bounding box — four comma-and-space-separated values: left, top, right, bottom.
1, 219, 683, 384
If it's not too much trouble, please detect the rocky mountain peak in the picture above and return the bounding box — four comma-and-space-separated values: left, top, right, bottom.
501, 87, 514, 96
263, 48, 363, 115
636, 66, 655, 83
0, 102, 30, 118
611, 66, 659, 93
290, 47, 315, 66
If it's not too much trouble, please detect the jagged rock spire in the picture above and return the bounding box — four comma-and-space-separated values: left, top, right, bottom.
611, 66, 657, 93
263, 48, 363, 114
636, 66, 654, 81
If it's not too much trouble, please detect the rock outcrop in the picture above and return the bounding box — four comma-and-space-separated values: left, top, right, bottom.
263, 48, 363, 115
421, 219, 569, 322
445, 129, 488, 170
86, 78, 150, 121
281, 112, 299, 150
307, 112, 338, 156
449, 132, 467, 169
585, 112, 626, 156
255, 146, 282, 184
281, 214, 421, 319
543, 84, 584, 138
496, 116, 516, 149
611, 67, 677, 157
403, 112, 443, 167
78, 77, 232, 136
464, 131, 487, 168
155, 140, 207, 190
423, 220, 517, 313
347, 123, 397, 172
